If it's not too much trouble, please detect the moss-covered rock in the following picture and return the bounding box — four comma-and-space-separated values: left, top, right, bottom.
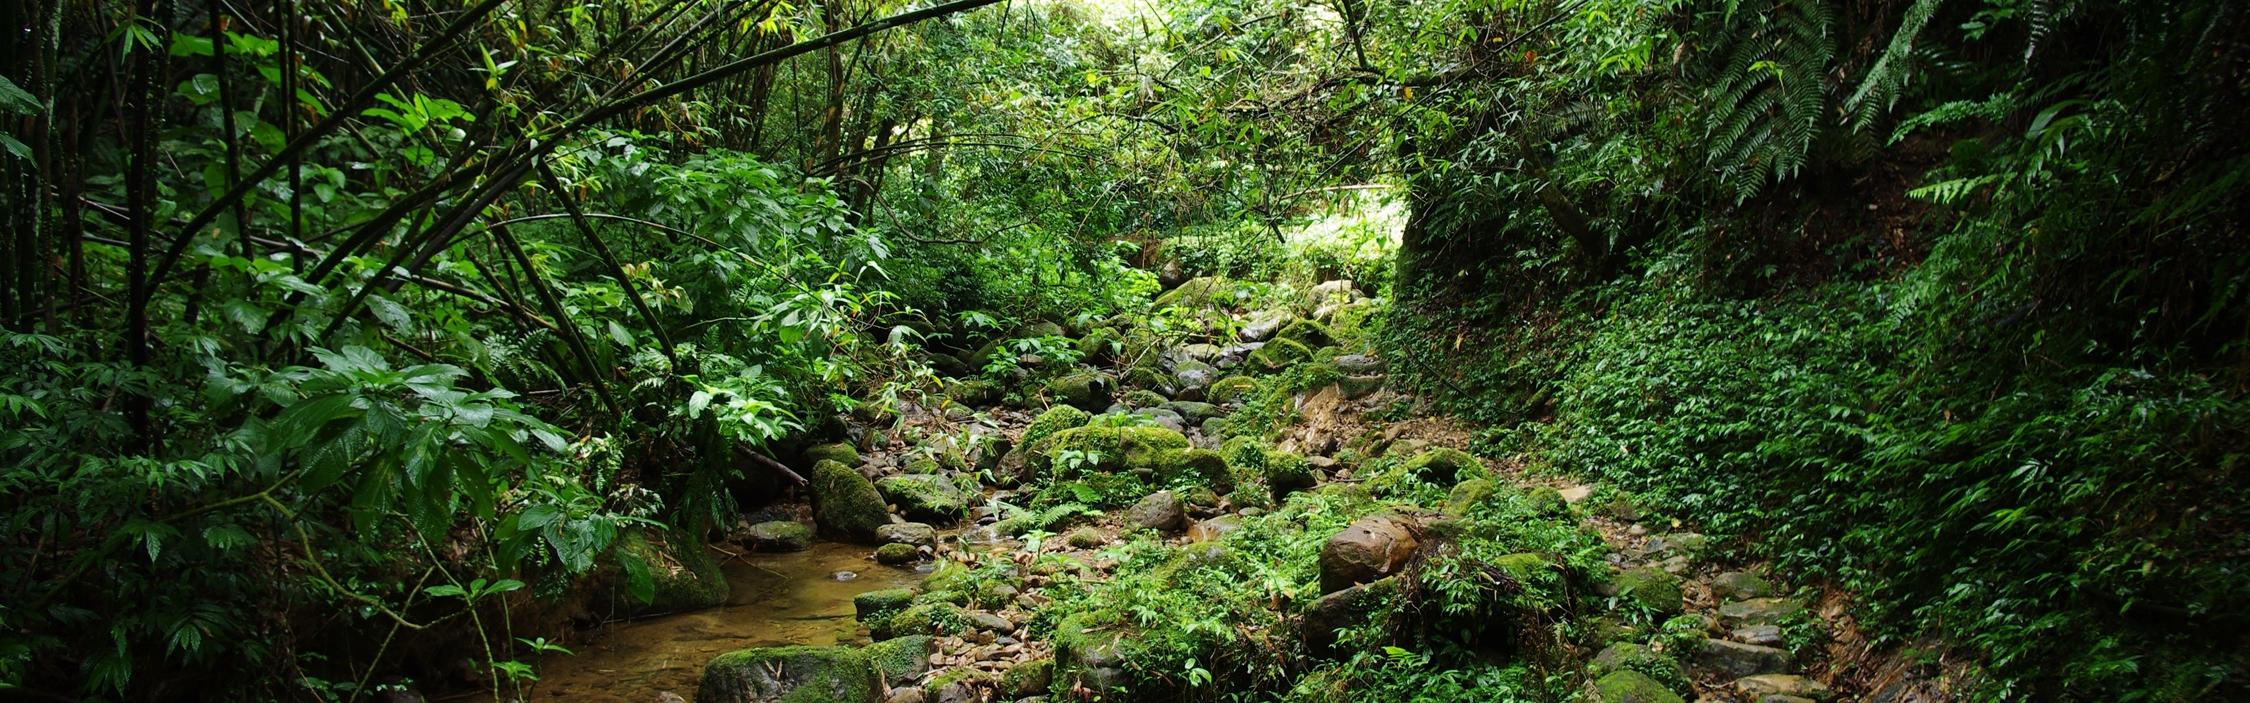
1063, 526, 1108, 549
1121, 365, 1175, 396
804, 442, 860, 468
922, 561, 972, 593
1246, 338, 1314, 371
1020, 405, 1092, 452
1120, 389, 1169, 408
1614, 566, 1684, 615
861, 635, 933, 682
1592, 669, 1686, 703
695, 646, 879, 703
1525, 485, 1569, 517
923, 667, 998, 701
945, 378, 1003, 407
1207, 375, 1262, 405
1035, 425, 1192, 477
874, 601, 968, 639
1076, 327, 1121, 363
811, 459, 890, 542
874, 473, 971, 523
1274, 319, 1333, 348
1444, 478, 1497, 516
1047, 370, 1115, 411
1001, 657, 1056, 698
1590, 642, 1689, 694
1396, 447, 1488, 486
874, 542, 919, 565
853, 588, 916, 624
744, 521, 813, 552
1153, 276, 1237, 310
614, 530, 730, 615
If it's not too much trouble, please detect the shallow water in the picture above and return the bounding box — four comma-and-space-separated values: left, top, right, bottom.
503, 542, 920, 702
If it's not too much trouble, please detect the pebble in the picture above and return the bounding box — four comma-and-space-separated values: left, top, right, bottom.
831, 570, 859, 581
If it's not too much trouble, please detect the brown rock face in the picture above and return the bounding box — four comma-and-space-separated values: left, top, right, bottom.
1318, 515, 1420, 593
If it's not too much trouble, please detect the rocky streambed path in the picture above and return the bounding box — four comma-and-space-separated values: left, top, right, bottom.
626, 277, 1941, 703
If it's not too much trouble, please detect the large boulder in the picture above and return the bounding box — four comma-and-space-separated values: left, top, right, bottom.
862, 636, 934, 682
875, 474, 971, 524
1240, 310, 1297, 342
804, 442, 861, 468
1590, 642, 1688, 694
744, 521, 813, 552
1696, 639, 1791, 678
612, 531, 730, 615
875, 522, 937, 548
812, 460, 890, 543
1207, 376, 1262, 405
1019, 405, 1092, 451
1046, 370, 1115, 411
1734, 674, 1834, 700
1126, 490, 1188, 533
1300, 576, 1400, 656
1614, 566, 1684, 615
1273, 319, 1333, 348
1153, 276, 1238, 311
1245, 338, 1313, 371
696, 646, 880, 703
1718, 597, 1808, 627
1171, 360, 1218, 397
1318, 516, 1420, 593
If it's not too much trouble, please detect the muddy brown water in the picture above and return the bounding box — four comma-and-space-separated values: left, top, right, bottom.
485, 541, 923, 702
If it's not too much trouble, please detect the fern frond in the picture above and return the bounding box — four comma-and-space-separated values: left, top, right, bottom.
1847, 0, 1945, 130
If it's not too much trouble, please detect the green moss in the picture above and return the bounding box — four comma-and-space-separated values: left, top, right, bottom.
1524, 485, 1569, 517
1592, 669, 1686, 703
1246, 337, 1314, 371
874, 473, 971, 523
1445, 478, 1497, 516
1395, 447, 1488, 486
1590, 641, 1689, 694
1614, 566, 1684, 615
861, 635, 933, 682
614, 530, 729, 614
874, 542, 919, 564
946, 378, 1002, 406
1077, 327, 1120, 362
1035, 425, 1191, 479
1020, 405, 1092, 451
1047, 370, 1114, 410
1148, 446, 1233, 492
853, 588, 916, 623
1275, 319, 1334, 348
804, 442, 860, 467
1121, 389, 1168, 408
1207, 375, 1262, 405
698, 645, 879, 703
1153, 276, 1237, 310
875, 601, 968, 639
922, 561, 972, 593
811, 459, 890, 542
1001, 657, 1056, 697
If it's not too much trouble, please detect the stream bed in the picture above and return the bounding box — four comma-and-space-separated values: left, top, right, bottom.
499, 541, 921, 702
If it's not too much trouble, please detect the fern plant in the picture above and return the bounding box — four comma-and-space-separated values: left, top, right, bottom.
1700, 0, 1837, 200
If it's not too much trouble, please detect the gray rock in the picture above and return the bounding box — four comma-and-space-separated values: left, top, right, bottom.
744, 521, 814, 552
875, 474, 972, 524
1338, 374, 1385, 399
1333, 353, 1385, 374
1731, 623, 1784, 646
1719, 598, 1808, 627
1172, 360, 1217, 394
1711, 571, 1774, 600
1126, 490, 1187, 532
875, 522, 937, 548
1735, 674, 1833, 700
966, 610, 1014, 634
1300, 577, 1398, 655
1696, 639, 1791, 678
1240, 310, 1297, 342
1162, 400, 1221, 423
1134, 407, 1188, 432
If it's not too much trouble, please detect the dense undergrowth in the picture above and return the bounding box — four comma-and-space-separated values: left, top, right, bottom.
2, 0, 2243, 700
